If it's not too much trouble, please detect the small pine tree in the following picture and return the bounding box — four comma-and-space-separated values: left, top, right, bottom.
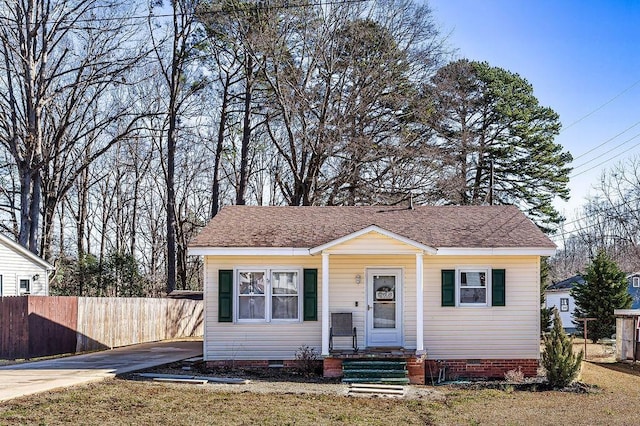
542, 309, 583, 388
571, 249, 632, 342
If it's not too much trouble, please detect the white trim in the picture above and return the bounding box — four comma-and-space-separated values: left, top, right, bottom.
17, 275, 31, 296
0, 233, 54, 270
436, 247, 556, 256
188, 247, 310, 256
366, 268, 403, 347
321, 253, 330, 356
456, 266, 492, 307
233, 267, 303, 323
309, 225, 437, 255
415, 253, 424, 354
189, 244, 554, 257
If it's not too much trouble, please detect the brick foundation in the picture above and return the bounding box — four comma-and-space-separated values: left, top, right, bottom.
206, 359, 323, 371
207, 357, 538, 384
206, 360, 270, 369
406, 357, 426, 385
323, 358, 343, 378
424, 359, 538, 380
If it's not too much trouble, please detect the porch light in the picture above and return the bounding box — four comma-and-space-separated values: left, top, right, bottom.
32, 274, 39, 281
355, 274, 361, 285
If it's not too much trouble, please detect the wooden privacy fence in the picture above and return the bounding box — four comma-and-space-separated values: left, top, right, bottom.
0, 296, 203, 359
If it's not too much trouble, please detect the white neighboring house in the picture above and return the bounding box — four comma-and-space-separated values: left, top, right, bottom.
545, 275, 584, 334
0, 233, 54, 296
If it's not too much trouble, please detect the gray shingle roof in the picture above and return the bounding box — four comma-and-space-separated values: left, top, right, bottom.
548, 275, 584, 290
190, 205, 555, 250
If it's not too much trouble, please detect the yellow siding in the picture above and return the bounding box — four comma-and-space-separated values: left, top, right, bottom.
423, 256, 541, 359
324, 255, 416, 350
203, 252, 541, 361
204, 256, 322, 360
325, 231, 421, 254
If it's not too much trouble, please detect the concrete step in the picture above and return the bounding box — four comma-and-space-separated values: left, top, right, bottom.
348, 383, 406, 397
342, 377, 410, 385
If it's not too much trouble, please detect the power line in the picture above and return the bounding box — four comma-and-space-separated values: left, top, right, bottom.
550, 195, 640, 241
570, 134, 640, 178
561, 77, 640, 133
572, 118, 640, 162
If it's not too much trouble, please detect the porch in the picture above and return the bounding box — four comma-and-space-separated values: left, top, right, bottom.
314, 227, 433, 357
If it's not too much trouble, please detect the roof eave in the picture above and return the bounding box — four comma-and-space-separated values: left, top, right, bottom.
308, 225, 437, 255
436, 247, 556, 256
0, 233, 55, 270
188, 247, 311, 256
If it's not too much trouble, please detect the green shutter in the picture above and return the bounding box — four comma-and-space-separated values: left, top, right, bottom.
441, 269, 455, 307
218, 269, 233, 322
303, 269, 318, 321
492, 269, 506, 307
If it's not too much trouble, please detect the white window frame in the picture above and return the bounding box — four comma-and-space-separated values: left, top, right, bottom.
560, 297, 569, 312
633, 276, 640, 288
234, 267, 302, 323
456, 267, 491, 307
18, 276, 31, 295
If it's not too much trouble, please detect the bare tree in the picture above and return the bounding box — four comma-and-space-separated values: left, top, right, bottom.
148, 0, 204, 293
0, 0, 152, 257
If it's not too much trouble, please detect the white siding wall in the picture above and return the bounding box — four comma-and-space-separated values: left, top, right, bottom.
423, 255, 541, 360
0, 243, 49, 296
545, 290, 575, 331
202, 238, 541, 361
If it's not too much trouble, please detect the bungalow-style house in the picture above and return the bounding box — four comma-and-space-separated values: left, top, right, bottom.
0, 233, 53, 296
189, 205, 556, 383
545, 275, 584, 334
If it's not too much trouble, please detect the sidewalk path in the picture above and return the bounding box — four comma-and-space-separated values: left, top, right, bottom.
0, 340, 202, 402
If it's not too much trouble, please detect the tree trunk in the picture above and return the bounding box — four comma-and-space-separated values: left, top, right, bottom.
236, 56, 253, 206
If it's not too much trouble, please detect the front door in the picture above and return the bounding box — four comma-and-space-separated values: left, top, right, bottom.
366, 268, 403, 347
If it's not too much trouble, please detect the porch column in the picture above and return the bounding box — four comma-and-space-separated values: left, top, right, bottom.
416, 252, 425, 354
321, 252, 330, 356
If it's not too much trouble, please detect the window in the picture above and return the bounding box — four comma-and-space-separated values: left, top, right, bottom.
19, 278, 30, 295
633, 276, 640, 288
0, 275, 2, 296
458, 268, 490, 306
238, 271, 266, 320
442, 268, 504, 307
236, 269, 300, 322
271, 271, 299, 320
560, 298, 569, 312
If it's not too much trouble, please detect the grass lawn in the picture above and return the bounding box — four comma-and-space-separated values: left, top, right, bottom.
0, 340, 633, 425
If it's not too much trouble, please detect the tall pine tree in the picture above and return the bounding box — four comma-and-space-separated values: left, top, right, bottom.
571, 249, 631, 342
426, 59, 572, 231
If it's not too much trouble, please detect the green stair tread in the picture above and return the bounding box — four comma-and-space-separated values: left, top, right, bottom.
344, 371, 407, 378
342, 368, 408, 373
342, 361, 407, 369
342, 377, 410, 384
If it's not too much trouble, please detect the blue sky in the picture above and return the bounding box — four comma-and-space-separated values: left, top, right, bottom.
429, 0, 640, 229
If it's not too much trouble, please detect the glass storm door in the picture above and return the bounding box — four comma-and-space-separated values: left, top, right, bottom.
366, 269, 403, 347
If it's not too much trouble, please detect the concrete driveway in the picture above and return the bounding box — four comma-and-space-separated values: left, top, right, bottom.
0, 340, 202, 402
